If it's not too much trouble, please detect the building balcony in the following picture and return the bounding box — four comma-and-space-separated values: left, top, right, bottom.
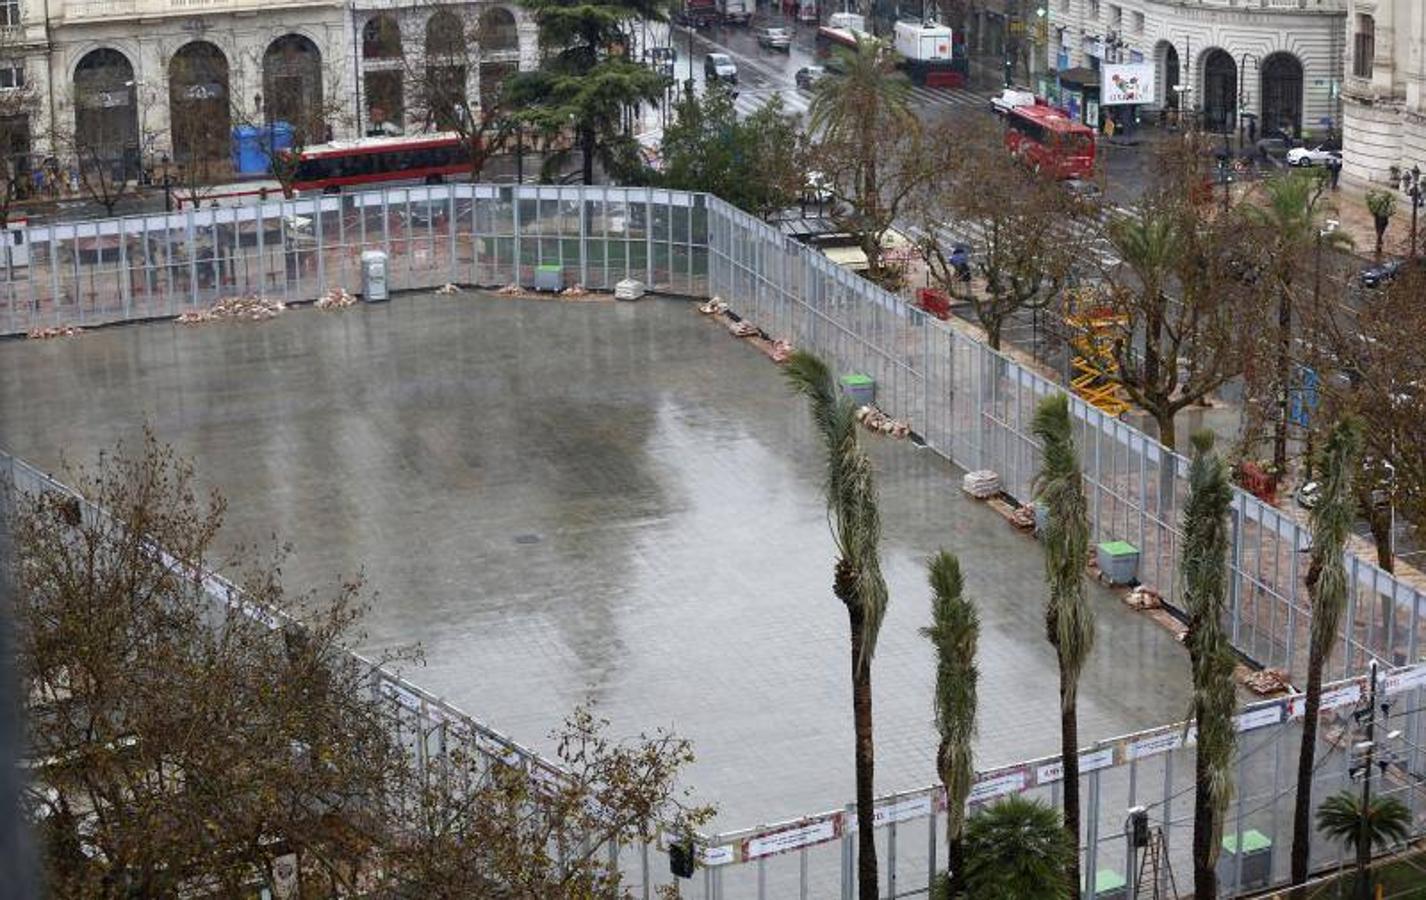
61, 0, 338, 23
1144, 0, 1344, 13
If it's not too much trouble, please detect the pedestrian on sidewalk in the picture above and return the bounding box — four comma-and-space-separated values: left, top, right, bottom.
1327, 156, 1342, 190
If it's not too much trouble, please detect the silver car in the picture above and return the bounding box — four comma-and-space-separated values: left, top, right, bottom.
757, 26, 792, 51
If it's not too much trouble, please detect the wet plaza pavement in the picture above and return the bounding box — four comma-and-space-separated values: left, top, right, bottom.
0, 292, 1192, 829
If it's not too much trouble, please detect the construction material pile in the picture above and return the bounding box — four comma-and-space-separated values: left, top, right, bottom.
962, 470, 1002, 499
699, 297, 728, 316
177, 296, 285, 325
27, 325, 83, 340
497, 283, 522, 296
1009, 505, 1037, 530
769, 339, 794, 364
559, 284, 590, 299
727, 319, 759, 338
436, 283, 462, 295
1124, 586, 1162, 610
855, 404, 910, 439
315, 287, 356, 310
1244, 668, 1292, 696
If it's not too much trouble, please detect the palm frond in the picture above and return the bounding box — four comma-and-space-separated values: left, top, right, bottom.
1181, 429, 1238, 869
786, 350, 890, 674
1307, 419, 1363, 665
963, 796, 1075, 900
1316, 791, 1413, 852
1033, 393, 1095, 687
921, 551, 979, 838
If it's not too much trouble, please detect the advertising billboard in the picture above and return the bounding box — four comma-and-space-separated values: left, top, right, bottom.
1102, 62, 1155, 105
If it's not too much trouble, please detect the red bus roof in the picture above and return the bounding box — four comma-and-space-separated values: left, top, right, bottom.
1008, 104, 1094, 134
301, 132, 462, 159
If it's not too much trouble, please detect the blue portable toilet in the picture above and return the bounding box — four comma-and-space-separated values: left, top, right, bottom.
231, 125, 264, 175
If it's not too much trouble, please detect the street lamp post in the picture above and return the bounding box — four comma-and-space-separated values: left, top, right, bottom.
1236, 52, 1258, 152
1403, 166, 1423, 259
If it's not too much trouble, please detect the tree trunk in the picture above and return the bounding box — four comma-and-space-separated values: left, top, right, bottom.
1191, 731, 1218, 899
581, 126, 596, 186
985, 318, 1002, 352
849, 604, 878, 900
1366, 502, 1394, 574
1153, 408, 1177, 455
1274, 287, 1292, 474
1354, 834, 1372, 900
1373, 218, 1387, 262
947, 834, 965, 898
1289, 656, 1326, 897
1059, 659, 1082, 900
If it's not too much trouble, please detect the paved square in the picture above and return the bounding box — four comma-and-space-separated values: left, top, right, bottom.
0, 292, 1191, 828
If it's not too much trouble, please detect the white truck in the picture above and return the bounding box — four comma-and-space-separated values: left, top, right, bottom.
716, 0, 751, 25
892, 21, 966, 87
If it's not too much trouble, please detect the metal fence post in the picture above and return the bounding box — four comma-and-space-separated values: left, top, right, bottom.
841, 804, 854, 900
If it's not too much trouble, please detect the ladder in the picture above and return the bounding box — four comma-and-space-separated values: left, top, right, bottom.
1134, 826, 1179, 900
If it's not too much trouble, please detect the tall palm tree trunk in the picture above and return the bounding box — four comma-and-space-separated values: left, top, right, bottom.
1289, 656, 1325, 897
1192, 750, 1218, 898
849, 603, 878, 900
1058, 665, 1082, 900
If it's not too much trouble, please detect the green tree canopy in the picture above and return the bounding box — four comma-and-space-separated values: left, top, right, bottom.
659, 87, 803, 218
508, 0, 671, 184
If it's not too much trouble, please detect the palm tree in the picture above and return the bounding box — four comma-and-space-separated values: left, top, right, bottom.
1315, 790, 1412, 900
1181, 430, 1237, 900
1289, 417, 1363, 897
1032, 393, 1094, 900
785, 350, 890, 900
962, 795, 1075, 900
1105, 206, 1186, 449
921, 551, 979, 898
1241, 172, 1352, 472
807, 36, 915, 284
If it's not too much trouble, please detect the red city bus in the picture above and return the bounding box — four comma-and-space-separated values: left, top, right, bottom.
286, 133, 470, 192
1004, 104, 1096, 180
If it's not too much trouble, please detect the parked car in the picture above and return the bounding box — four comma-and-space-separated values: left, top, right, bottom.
704, 52, 738, 84
1359, 258, 1403, 289
756, 25, 792, 50
1287, 144, 1341, 167
1255, 136, 1292, 162
795, 65, 826, 90
990, 88, 1037, 117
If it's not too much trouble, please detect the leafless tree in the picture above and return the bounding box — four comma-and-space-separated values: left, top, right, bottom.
914, 117, 1085, 351
12, 432, 711, 898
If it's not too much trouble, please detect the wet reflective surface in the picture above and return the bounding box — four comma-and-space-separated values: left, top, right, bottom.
0, 293, 1191, 827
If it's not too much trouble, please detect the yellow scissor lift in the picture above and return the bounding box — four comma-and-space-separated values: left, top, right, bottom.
1064, 287, 1133, 418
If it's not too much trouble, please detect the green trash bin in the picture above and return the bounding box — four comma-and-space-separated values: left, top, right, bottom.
1096, 540, 1140, 585
533, 264, 563, 292
1218, 828, 1272, 889
839, 373, 875, 406
1085, 867, 1127, 900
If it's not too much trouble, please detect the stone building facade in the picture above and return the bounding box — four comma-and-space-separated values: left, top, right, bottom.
1042, 0, 1346, 138
1341, 0, 1426, 187
0, 0, 537, 181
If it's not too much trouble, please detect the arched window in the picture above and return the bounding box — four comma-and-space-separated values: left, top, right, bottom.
363, 15, 403, 60
73, 48, 138, 174
169, 42, 231, 167
1201, 49, 1236, 134
1261, 53, 1303, 138
263, 34, 325, 143
478, 8, 518, 54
